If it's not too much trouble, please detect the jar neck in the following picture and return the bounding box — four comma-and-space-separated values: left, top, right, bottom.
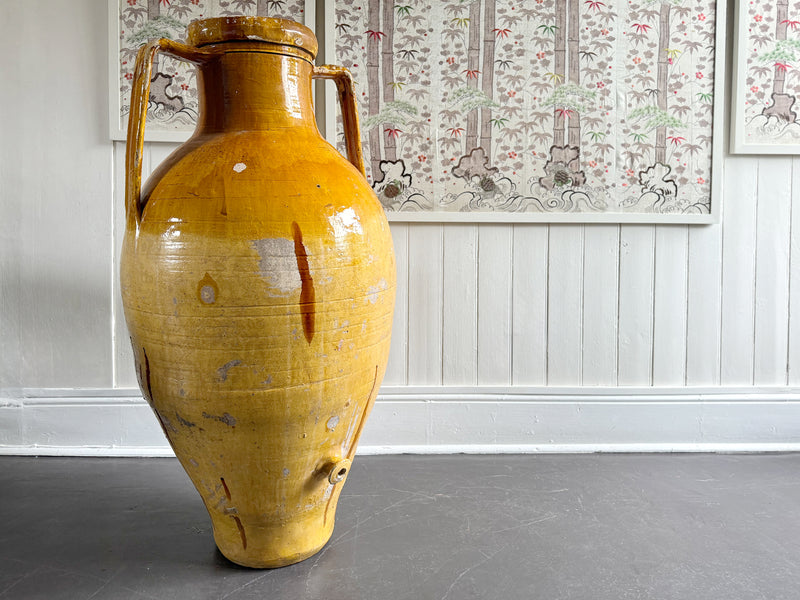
195, 48, 318, 134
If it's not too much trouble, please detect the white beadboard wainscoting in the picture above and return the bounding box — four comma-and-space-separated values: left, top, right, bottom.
2, 0, 800, 454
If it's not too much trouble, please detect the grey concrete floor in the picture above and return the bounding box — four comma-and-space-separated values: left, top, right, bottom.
0, 454, 799, 599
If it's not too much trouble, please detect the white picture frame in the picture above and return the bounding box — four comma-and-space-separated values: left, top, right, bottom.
109, 0, 726, 224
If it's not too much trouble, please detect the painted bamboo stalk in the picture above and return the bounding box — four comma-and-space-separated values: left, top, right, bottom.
762, 0, 796, 121
466, 0, 482, 152
553, 0, 567, 146
567, 0, 581, 149
655, 2, 671, 164
773, 0, 789, 95
148, 0, 161, 75
480, 0, 496, 157
367, 0, 382, 178
382, 0, 397, 161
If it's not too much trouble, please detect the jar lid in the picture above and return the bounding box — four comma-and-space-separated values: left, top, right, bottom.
187, 17, 317, 59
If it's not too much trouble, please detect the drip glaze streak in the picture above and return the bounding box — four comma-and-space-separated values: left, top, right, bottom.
220, 477, 232, 501
220, 478, 246, 548
143, 348, 153, 401
291, 221, 315, 343
233, 516, 248, 550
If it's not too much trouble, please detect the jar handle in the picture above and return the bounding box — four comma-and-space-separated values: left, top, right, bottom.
312, 65, 366, 177
125, 39, 211, 231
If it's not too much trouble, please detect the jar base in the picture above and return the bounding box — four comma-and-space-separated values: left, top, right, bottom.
214, 521, 335, 569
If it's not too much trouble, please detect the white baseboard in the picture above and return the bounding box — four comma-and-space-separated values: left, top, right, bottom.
2, 386, 800, 456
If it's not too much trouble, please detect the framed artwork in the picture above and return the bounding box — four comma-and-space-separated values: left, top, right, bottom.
333, 0, 727, 223
109, 0, 726, 222
731, 0, 800, 154
108, 0, 311, 142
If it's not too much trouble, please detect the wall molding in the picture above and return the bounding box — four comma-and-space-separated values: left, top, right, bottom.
2, 386, 800, 456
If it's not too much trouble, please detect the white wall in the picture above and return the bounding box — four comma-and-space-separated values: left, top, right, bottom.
2, 0, 800, 454
1, 0, 113, 390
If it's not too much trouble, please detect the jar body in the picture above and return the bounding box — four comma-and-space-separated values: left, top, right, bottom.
120, 29, 395, 568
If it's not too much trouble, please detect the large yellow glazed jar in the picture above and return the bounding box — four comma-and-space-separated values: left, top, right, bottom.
120, 17, 395, 568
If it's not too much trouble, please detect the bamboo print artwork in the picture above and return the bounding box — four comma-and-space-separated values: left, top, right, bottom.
117, 0, 305, 133
336, 0, 718, 215
737, 0, 800, 148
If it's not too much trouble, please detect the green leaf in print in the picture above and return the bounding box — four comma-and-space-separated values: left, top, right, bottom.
537, 23, 560, 36
758, 38, 800, 64
628, 105, 685, 131
127, 15, 185, 45
448, 87, 500, 112
541, 83, 597, 114
363, 100, 418, 130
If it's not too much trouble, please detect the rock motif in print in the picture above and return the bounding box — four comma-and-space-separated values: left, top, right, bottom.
335, 0, 718, 215
741, 0, 800, 144
117, 0, 306, 132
